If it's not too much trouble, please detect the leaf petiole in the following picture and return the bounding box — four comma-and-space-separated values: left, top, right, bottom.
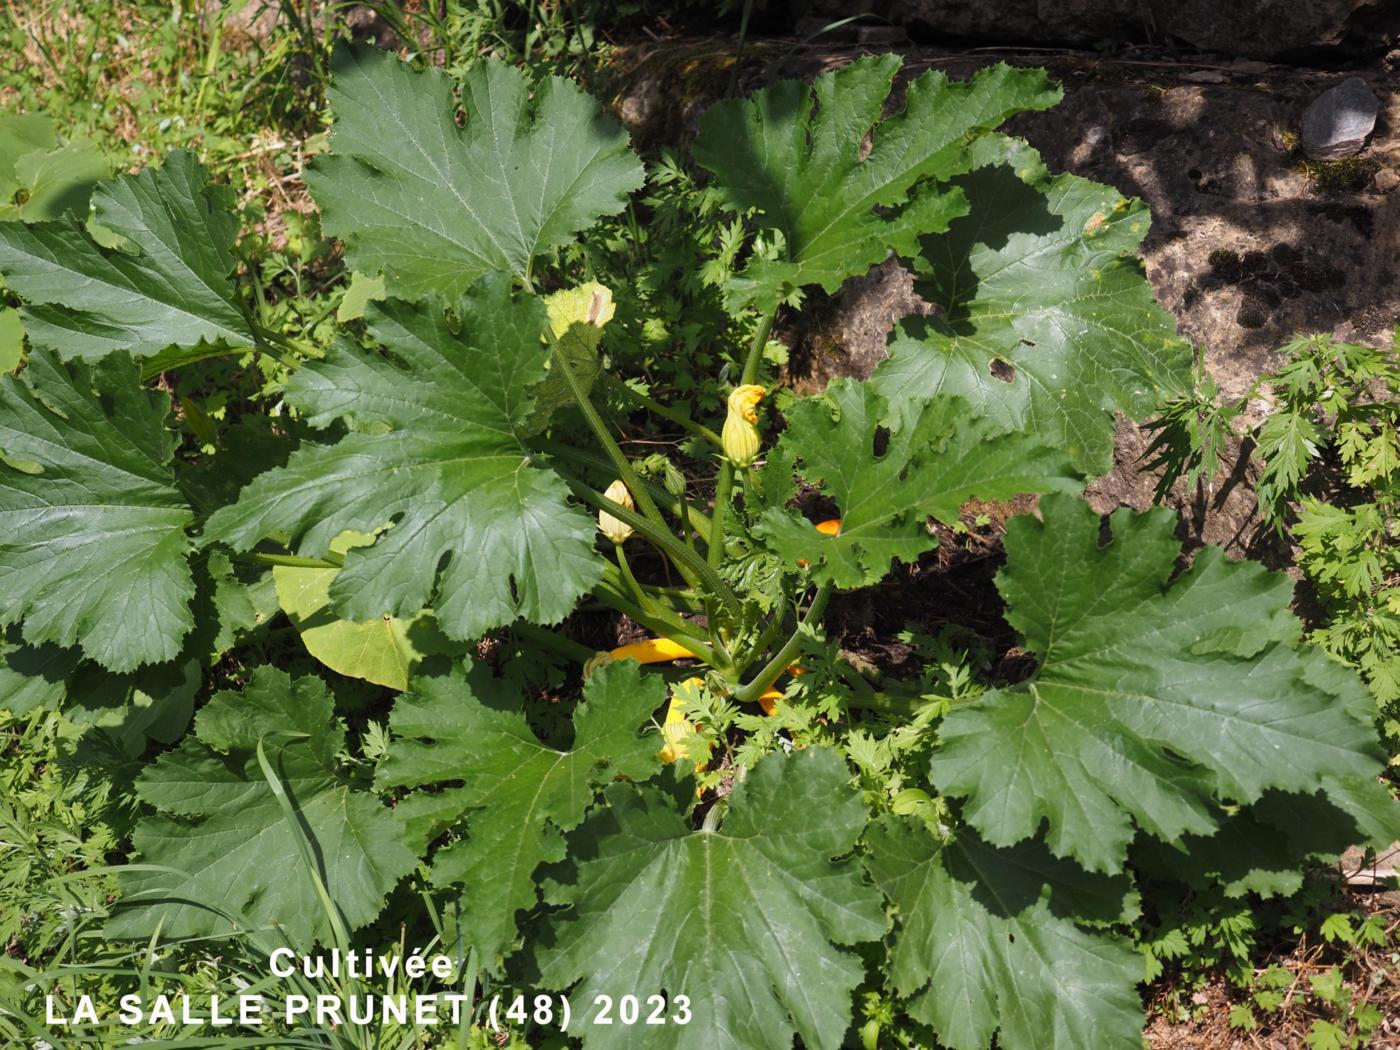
602, 372, 723, 448
734, 581, 832, 704
232, 550, 344, 570
566, 479, 742, 616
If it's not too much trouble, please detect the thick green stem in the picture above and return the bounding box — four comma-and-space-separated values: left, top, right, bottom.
548, 338, 670, 537
533, 438, 712, 541
591, 579, 722, 668
614, 544, 650, 610
566, 479, 741, 615
734, 582, 833, 704
701, 797, 726, 832
603, 373, 722, 448
233, 551, 343, 570
597, 563, 708, 644
707, 465, 734, 571
740, 309, 778, 387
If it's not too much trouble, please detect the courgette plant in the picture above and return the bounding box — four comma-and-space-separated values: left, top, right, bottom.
1, 46, 1397, 1050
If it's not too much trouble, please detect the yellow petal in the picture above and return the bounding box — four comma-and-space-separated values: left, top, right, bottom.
726, 384, 766, 424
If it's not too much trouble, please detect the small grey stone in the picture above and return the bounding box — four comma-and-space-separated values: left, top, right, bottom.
1301, 77, 1380, 160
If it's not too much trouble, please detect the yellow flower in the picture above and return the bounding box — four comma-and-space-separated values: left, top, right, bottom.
597, 479, 635, 545
722, 384, 765, 467
659, 677, 710, 766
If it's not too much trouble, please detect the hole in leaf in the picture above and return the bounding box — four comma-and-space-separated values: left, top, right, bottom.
872, 425, 890, 457
989, 359, 1016, 383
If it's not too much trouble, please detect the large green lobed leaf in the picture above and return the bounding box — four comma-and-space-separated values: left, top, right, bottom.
872, 137, 1189, 474
0, 150, 253, 363
378, 660, 664, 969
536, 748, 886, 1050
866, 816, 1144, 1050
694, 57, 1061, 312
307, 46, 644, 300
206, 278, 603, 641
756, 379, 1079, 588
934, 494, 1390, 874
110, 668, 416, 947
0, 352, 195, 670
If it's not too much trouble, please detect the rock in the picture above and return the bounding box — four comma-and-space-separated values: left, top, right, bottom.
1069, 124, 1112, 167
1376, 167, 1400, 192
856, 25, 911, 46
1340, 842, 1400, 887
799, 0, 1400, 59
1301, 77, 1381, 159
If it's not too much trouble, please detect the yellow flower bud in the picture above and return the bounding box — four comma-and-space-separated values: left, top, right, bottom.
722, 384, 765, 467
598, 479, 635, 544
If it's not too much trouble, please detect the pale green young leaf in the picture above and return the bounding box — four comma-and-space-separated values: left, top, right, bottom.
866, 815, 1143, 1050
536, 748, 886, 1050
0, 150, 254, 361
273, 529, 458, 690
694, 58, 1061, 313
756, 379, 1078, 587
872, 137, 1188, 474
109, 668, 416, 947
377, 660, 663, 969
206, 279, 603, 641
0, 352, 195, 671
934, 494, 1388, 873
307, 46, 644, 299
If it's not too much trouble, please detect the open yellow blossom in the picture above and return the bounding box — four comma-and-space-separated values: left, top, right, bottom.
722, 384, 766, 467
597, 479, 635, 545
